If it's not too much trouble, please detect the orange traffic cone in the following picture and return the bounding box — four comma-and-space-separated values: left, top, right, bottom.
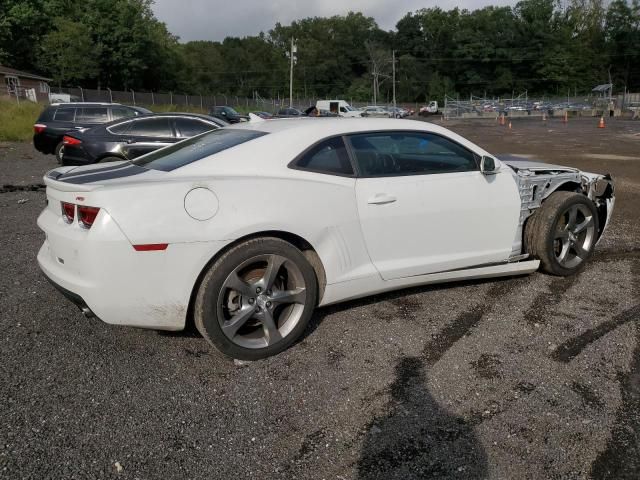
508, 121, 512, 130
499, 114, 505, 126
598, 116, 605, 129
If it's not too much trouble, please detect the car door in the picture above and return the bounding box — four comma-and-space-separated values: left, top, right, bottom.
174, 117, 218, 139
120, 117, 175, 159
350, 131, 521, 280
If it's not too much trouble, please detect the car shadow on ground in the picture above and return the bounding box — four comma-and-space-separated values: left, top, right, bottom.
356, 355, 488, 479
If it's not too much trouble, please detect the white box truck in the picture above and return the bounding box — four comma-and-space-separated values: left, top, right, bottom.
316, 100, 363, 117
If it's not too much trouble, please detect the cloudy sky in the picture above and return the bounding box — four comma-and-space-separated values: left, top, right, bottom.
152, 0, 515, 42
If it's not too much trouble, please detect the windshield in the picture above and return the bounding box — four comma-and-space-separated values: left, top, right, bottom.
344, 105, 355, 111
225, 107, 240, 116
133, 129, 267, 171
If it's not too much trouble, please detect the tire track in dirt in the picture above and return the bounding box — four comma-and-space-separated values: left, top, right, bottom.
589, 259, 640, 479
550, 304, 640, 363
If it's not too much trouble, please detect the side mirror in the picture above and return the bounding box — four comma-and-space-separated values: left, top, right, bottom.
480, 156, 500, 175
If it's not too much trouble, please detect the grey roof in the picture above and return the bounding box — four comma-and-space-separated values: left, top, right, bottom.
0, 65, 52, 82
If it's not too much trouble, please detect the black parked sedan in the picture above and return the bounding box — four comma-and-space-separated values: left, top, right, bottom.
33, 102, 151, 162
59, 113, 227, 166
209, 106, 248, 124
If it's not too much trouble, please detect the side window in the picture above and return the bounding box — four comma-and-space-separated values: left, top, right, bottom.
340, 107, 347, 113
76, 107, 109, 123
175, 118, 216, 138
127, 118, 173, 137
108, 121, 132, 135
294, 137, 354, 176
111, 107, 136, 120
53, 108, 76, 122
348, 132, 478, 177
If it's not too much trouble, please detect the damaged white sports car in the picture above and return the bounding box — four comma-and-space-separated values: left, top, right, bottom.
37, 118, 614, 359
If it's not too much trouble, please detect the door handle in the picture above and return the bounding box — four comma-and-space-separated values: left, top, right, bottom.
367, 193, 397, 205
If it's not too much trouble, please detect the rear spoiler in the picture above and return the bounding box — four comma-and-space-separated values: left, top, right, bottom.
43, 162, 146, 191
44, 169, 98, 192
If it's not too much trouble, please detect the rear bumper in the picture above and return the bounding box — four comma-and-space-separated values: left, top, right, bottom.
42, 273, 96, 318
33, 133, 58, 155
37, 203, 229, 331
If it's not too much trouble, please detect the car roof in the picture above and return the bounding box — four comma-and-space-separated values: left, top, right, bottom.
93, 113, 226, 130
137, 112, 219, 120
49, 102, 124, 107
230, 117, 445, 137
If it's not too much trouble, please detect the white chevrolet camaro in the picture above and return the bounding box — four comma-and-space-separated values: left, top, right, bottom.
38, 118, 615, 359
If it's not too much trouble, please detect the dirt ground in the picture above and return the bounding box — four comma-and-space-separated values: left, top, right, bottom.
0, 117, 638, 479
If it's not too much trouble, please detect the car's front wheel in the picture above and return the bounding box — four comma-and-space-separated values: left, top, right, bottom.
525, 191, 599, 276
195, 237, 318, 360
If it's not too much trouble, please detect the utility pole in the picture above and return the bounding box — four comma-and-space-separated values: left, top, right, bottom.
289, 38, 297, 108
392, 50, 396, 108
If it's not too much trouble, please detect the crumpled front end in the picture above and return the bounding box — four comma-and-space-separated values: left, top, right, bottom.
500, 157, 615, 255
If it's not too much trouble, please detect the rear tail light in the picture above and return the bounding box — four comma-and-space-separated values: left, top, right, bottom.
61, 202, 75, 223
34, 124, 47, 134
78, 206, 100, 228
63, 135, 82, 146
60, 202, 100, 228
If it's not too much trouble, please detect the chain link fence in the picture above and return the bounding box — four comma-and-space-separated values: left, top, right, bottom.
442, 92, 640, 119
7, 84, 639, 119
46, 87, 334, 112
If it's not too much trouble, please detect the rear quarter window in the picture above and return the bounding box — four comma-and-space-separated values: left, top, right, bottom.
133, 128, 268, 171
53, 108, 76, 122
37, 107, 55, 122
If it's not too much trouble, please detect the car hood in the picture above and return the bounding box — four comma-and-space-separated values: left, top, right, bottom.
497, 155, 578, 173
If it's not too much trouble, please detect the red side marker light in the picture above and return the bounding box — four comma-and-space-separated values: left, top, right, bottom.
133, 244, 169, 252
34, 124, 47, 134
78, 205, 100, 228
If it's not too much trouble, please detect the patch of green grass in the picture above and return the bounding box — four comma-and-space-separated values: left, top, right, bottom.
0, 99, 44, 142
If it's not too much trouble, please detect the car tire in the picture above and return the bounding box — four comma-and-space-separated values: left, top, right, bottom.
195, 237, 318, 360
525, 191, 599, 276
54, 142, 64, 164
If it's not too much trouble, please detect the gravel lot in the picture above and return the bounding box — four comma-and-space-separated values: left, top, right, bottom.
1, 117, 638, 479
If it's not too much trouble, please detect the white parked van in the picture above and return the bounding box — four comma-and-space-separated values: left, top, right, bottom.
316, 100, 363, 117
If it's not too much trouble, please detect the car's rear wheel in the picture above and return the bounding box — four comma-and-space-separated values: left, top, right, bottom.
54, 142, 64, 164
195, 237, 318, 360
525, 191, 599, 276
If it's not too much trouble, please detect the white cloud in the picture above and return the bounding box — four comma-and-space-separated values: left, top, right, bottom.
152, 0, 516, 42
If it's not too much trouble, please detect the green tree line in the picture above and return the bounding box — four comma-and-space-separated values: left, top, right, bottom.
1, 0, 639, 101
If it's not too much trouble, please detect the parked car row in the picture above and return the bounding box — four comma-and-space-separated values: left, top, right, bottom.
33, 102, 152, 162
34, 102, 229, 166
33, 99, 417, 167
